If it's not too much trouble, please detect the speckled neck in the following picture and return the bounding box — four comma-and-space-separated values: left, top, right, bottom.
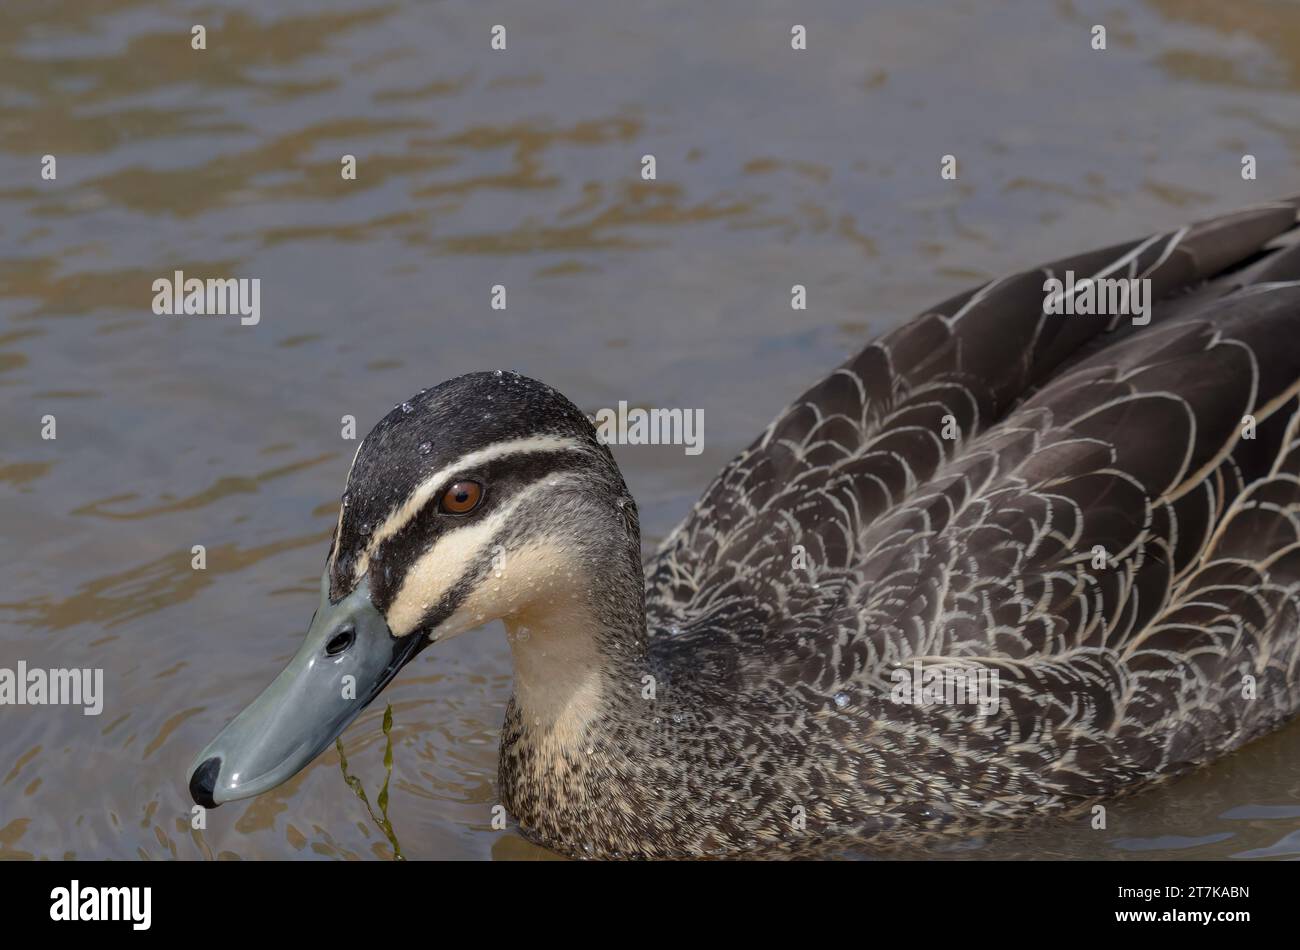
493, 490, 670, 857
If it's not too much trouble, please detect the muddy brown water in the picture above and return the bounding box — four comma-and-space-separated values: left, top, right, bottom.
4, 0, 1300, 860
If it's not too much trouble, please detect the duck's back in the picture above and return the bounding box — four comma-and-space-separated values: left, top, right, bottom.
644, 200, 1300, 820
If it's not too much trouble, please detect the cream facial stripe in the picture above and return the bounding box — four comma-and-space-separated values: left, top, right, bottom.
384, 476, 575, 637
351, 434, 588, 582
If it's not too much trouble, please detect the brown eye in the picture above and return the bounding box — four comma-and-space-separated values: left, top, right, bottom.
440, 480, 483, 514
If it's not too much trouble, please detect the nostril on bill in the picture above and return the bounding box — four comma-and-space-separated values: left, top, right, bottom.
325, 624, 356, 656
190, 756, 222, 808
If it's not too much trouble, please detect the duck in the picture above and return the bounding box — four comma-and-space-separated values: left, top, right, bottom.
189, 198, 1300, 859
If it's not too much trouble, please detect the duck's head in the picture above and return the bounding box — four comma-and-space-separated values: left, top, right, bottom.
188, 370, 640, 808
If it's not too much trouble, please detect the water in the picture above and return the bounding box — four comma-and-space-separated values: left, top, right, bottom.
3, 0, 1300, 860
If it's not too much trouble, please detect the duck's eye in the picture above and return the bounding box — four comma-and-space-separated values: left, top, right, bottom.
440, 480, 483, 514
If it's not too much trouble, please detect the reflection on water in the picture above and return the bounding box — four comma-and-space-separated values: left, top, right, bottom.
4, 0, 1300, 860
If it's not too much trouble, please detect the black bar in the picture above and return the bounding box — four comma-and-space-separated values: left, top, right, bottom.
0, 859, 1283, 936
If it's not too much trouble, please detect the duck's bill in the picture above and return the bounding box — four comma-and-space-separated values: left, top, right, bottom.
187, 574, 422, 808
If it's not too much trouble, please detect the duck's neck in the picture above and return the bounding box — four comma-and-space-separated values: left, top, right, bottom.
502, 509, 649, 721
496, 524, 670, 856
496, 572, 905, 859
503, 595, 645, 750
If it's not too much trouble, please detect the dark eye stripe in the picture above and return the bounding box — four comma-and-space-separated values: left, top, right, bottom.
360, 452, 592, 613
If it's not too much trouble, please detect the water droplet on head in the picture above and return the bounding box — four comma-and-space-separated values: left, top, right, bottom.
834, 692, 850, 709
418, 441, 432, 455
400, 402, 414, 414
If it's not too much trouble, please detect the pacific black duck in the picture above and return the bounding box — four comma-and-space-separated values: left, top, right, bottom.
191, 198, 1300, 858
